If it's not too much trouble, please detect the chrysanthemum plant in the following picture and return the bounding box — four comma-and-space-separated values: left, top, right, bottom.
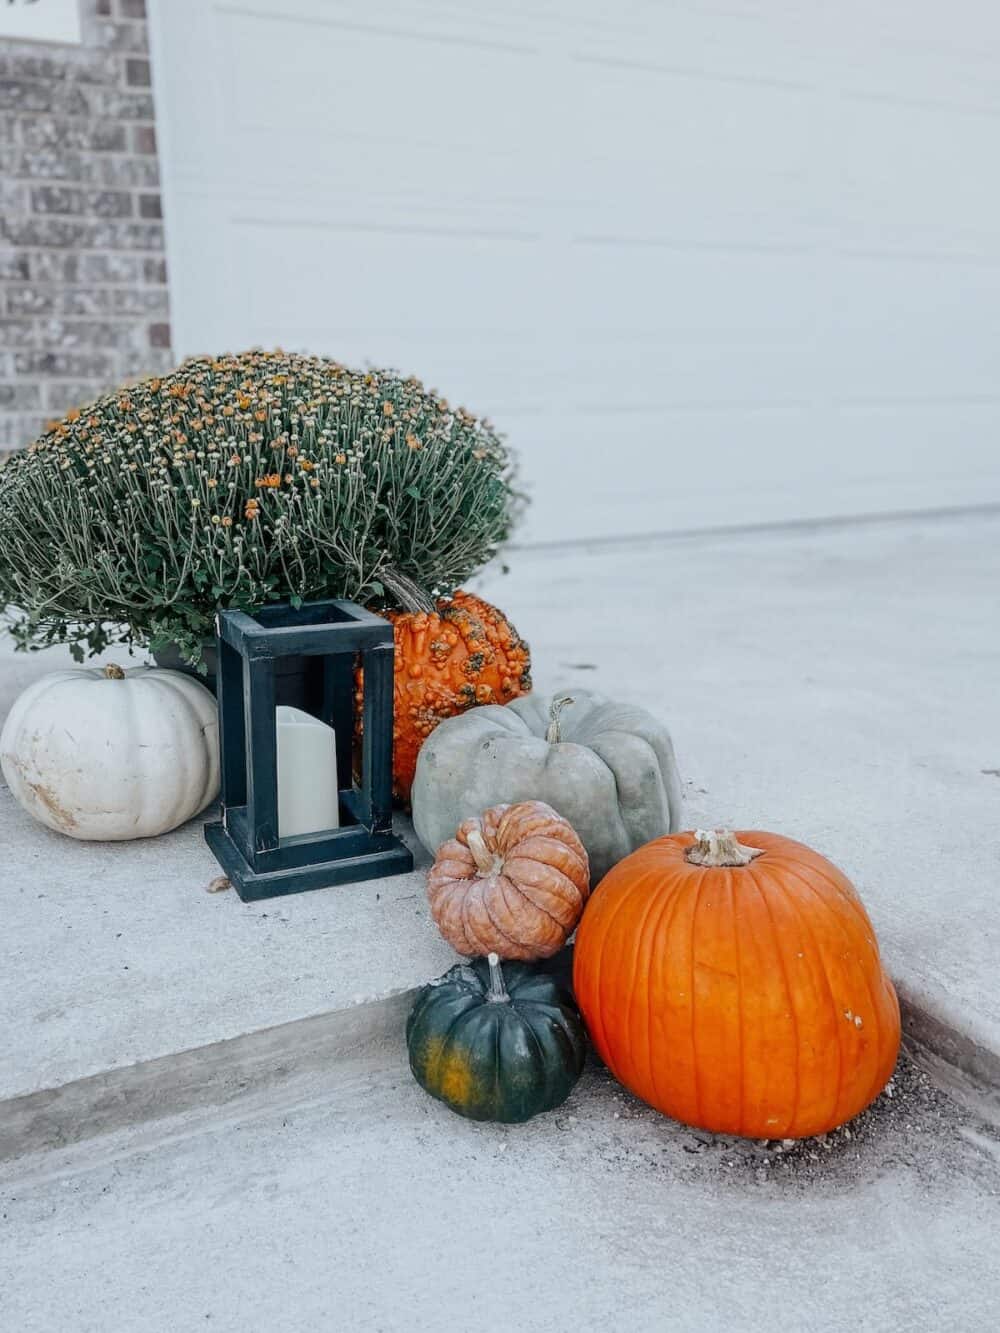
0, 351, 520, 668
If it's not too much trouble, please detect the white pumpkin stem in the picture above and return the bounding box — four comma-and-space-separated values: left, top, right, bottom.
103, 664, 126, 680
486, 952, 510, 1003
685, 828, 764, 867
466, 827, 504, 877
545, 694, 575, 744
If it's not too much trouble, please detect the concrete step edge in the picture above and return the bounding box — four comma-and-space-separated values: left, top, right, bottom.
0, 986, 420, 1165
897, 982, 1000, 1129
2, 970, 997, 1165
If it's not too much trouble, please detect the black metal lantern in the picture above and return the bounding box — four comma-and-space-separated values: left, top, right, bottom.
204, 599, 413, 901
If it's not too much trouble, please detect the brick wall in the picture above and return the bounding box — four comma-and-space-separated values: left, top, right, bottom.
0, 0, 172, 459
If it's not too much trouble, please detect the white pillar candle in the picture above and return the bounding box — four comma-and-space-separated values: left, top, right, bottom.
276, 705, 340, 838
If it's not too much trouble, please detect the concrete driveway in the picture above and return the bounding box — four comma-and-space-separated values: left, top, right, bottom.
1, 509, 999, 1329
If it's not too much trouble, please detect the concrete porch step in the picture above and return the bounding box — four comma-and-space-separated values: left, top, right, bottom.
2, 510, 999, 1162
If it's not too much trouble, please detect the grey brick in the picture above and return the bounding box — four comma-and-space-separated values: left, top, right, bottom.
88, 219, 164, 250
90, 88, 154, 119
58, 286, 169, 317
95, 0, 113, 14
8, 147, 87, 181
0, 382, 42, 410
56, 290, 107, 318
0, 319, 37, 348
0, 415, 47, 449
0, 50, 120, 86
118, 0, 147, 17
88, 19, 150, 53
148, 320, 171, 348
142, 256, 167, 284
14, 350, 116, 378
19, 117, 128, 153
138, 192, 161, 219
132, 124, 156, 155
122, 287, 169, 317
36, 187, 135, 218
0, 251, 31, 281
0, 84, 133, 126
119, 347, 173, 377
1, 421, 26, 450
4, 217, 163, 249
44, 381, 107, 412
117, 287, 168, 316
57, 288, 116, 316
30, 185, 87, 215
6, 286, 57, 316
2, 216, 91, 247
94, 155, 158, 188
7, 147, 159, 189
38, 318, 150, 351
77, 252, 140, 283
0, 179, 28, 215
0, 80, 92, 117
124, 58, 151, 87
29, 252, 81, 282
0, 80, 54, 114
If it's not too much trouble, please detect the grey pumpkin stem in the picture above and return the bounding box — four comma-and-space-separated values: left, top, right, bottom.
378, 566, 437, 614
685, 828, 764, 867
545, 694, 575, 744
486, 952, 510, 1003
466, 827, 504, 877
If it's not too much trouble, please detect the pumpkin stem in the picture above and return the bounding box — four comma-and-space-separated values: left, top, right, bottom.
486, 952, 511, 1003
545, 694, 575, 744
466, 826, 504, 877
103, 664, 126, 680
685, 828, 764, 868
379, 565, 437, 614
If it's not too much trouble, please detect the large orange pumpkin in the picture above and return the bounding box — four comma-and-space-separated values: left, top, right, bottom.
573, 828, 900, 1140
358, 591, 531, 802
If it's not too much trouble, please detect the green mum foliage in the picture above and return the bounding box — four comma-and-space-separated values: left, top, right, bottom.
0, 350, 522, 666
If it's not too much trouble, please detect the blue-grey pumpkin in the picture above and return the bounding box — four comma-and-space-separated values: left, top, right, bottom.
411, 689, 683, 884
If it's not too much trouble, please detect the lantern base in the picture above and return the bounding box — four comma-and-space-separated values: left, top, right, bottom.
204, 821, 414, 902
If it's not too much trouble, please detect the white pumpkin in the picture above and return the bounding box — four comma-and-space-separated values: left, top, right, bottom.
0, 664, 220, 840
411, 689, 683, 884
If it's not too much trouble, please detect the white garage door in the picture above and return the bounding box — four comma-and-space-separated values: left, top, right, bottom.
148, 0, 1000, 544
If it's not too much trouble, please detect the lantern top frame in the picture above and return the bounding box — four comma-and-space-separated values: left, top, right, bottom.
216, 598, 392, 659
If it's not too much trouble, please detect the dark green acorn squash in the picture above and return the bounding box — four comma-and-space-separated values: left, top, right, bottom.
406, 953, 587, 1123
